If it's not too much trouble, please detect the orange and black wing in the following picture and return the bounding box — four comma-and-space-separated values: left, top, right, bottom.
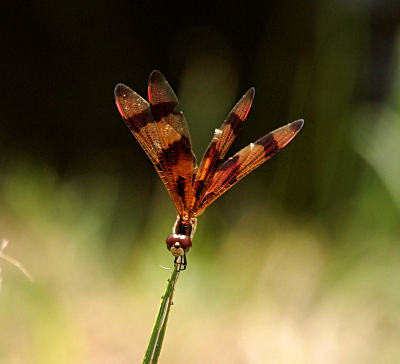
192, 88, 255, 212
195, 119, 304, 216
114, 71, 197, 217
147, 71, 197, 215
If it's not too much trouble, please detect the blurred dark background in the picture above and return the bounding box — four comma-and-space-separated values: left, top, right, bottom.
1, 0, 400, 363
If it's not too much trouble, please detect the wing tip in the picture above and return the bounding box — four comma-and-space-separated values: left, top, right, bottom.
149, 70, 166, 84
245, 87, 255, 100
114, 83, 132, 98
231, 87, 255, 120
291, 119, 304, 132
239, 88, 255, 106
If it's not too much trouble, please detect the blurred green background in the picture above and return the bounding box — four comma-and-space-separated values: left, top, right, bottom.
1, 0, 400, 363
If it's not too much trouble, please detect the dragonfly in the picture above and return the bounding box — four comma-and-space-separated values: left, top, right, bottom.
114, 71, 303, 270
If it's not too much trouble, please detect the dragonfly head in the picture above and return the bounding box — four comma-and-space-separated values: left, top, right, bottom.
166, 234, 192, 256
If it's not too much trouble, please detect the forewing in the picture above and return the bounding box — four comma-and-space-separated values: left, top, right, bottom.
192, 88, 255, 211
196, 119, 304, 215
115, 83, 163, 161
114, 78, 191, 216
147, 71, 197, 216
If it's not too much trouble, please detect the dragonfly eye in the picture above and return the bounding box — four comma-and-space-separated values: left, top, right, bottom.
166, 234, 192, 251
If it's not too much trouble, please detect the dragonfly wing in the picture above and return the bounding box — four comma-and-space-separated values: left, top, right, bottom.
114, 72, 196, 217
193, 88, 255, 209
147, 71, 197, 216
196, 119, 304, 215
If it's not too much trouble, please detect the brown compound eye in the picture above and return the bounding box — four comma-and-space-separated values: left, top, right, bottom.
166, 234, 192, 250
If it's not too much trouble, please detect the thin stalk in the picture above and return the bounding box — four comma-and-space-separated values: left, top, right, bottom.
142, 264, 180, 364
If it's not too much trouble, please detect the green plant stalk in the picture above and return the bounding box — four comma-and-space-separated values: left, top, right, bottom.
142, 265, 180, 364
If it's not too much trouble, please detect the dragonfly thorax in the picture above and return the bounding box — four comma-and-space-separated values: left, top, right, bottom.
173, 216, 197, 238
